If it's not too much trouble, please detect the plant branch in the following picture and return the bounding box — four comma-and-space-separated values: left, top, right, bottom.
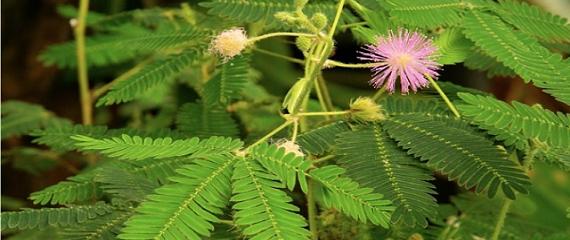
426, 75, 461, 118
245, 120, 293, 151
75, 0, 92, 125
296, 111, 349, 117
247, 32, 315, 44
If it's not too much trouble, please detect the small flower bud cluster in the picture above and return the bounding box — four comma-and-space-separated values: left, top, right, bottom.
349, 97, 385, 122
276, 139, 305, 157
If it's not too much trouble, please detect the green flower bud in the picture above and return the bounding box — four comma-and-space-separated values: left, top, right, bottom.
311, 13, 328, 30
349, 97, 385, 122
274, 11, 297, 24
294, 0, 309, 9
296, 36, 313, 53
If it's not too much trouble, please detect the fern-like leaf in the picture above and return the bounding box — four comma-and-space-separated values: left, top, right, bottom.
249, 143, 312, 192
62, 210, 134, 240
296, 121, 351, 155
383, 114, 531, 199
118, 154, 235, 240
463, 11, 570, 104
434, 28, 473, 65
494, 0, 570, 43
97, 49, 203, 106
231, 158, 310, 240
457, 93, 570, 148
1, 101, 70, 139
199, 0, 346, 30
39, 27, 208, 68
309, 165, 394, 227
71, 134, 243, 160
95, 164, 159, 202
176, 102, 239, 138
463, 51, 516, 77
336, 125, 438, 227
384, 0, 467, 28
203, 54, 250, 105
29, 171, 101, 205
0, 202, 113, 231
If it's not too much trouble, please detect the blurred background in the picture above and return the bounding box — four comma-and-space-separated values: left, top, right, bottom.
1, 0, 569, 221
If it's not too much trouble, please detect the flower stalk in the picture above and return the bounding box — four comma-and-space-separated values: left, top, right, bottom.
74, 0, 92, 125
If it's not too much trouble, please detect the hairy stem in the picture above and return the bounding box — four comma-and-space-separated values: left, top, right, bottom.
307, 179, 318, 240
326, 60, 384, 68
371, 87, 386, 101
75, 0, 92, 125
296, 111, 349, 117
426, 75, 461, 118
317, 75, 334, 111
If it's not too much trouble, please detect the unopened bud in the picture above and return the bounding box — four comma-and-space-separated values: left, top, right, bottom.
294, 0, 309, 9
275, 12, 298, 25
349, 97, 385, 122
296, 36, 313, 52
69, 18, 78, 28
311, 13, 328, 30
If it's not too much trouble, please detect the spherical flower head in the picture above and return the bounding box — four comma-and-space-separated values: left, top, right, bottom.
358, 29, 441, 94
349, 97, 385, 122
210, 28, 248, 61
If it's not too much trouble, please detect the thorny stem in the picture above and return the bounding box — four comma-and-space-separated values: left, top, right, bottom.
490, 140, 539, 240
247, 32, 316, 44
426, 75, 461, 118
75, 0, 92, 125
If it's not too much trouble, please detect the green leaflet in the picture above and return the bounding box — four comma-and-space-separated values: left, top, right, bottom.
71, 134, 243, 160
202, 54, 250, 106
383, 114, 531, 199
97, 49, 204, 106
175, 101, 239, 138
231, 158, 311, 240
434, 28, 473, 65
249, 143, 312, 192
458, 93, 570, 148
336, 125, 438, 227
29, 170, 101, 206
1, 101, 71, 140
383, 0, 467, 28
62, 210, 134, 240
309, 165, 395, 227
118, 154, 235, 240
296, 121, 351, 155
463, 11, 570, 104
0, 202, 114, 231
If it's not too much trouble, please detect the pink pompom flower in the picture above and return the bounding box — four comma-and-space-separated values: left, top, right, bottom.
358, 29, 441, 94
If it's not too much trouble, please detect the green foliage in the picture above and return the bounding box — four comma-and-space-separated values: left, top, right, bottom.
95, 164, 158, 202
458, 93, 570, 148
336, 125, 438, 227
203, 54, 250, 105
296, 121, 351, 155
118, 154, 234, 239
0, 202, 113, 231
175, 102, 239, 138
199, 0, 345, 30
71, 134, 243, 160
29, 171, 101, 205
1, 101, 70, 139
383, 0, 466, 28
310, 165, 394, 227
39, 27, 208, 68
463, 11, 570, 104
231, 158, 311, 240
434, 28, 473, 65
463, 51, 516, 77
97, 49, 204, 106
249, 143, 311, 192
494, 0, 570, 43
62, 210, 134, 240
383, 114, 531, 199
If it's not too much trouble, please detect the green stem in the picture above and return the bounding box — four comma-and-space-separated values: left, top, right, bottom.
491, 199, 513, 240
313, 155, 335, 165
291, 120, 299, 142
326, 60, 384, 68
371, 87, 386, 101
327, 0, 346, 39
247, 32, 315, 44
245, 120, 293, 151
426, 75, 461, 118
92, 58, 153, 100
317, 75, 334, 111
75, 0, 92, 125
253, 47, 305, 65
313, 79, 331, 120
307, 179, 318, 240
296, 111, 349, 117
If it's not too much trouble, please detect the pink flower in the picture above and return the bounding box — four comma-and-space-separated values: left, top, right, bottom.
358, 29, 441, 94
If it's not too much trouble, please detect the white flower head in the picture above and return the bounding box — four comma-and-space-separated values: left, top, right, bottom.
275, 139, 305, 157
210, 27, 248, 61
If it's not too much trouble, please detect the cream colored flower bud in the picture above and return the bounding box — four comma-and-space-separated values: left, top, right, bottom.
276, 139, 305, 157
349, 97, 385, 122
210, 28, 248, 61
